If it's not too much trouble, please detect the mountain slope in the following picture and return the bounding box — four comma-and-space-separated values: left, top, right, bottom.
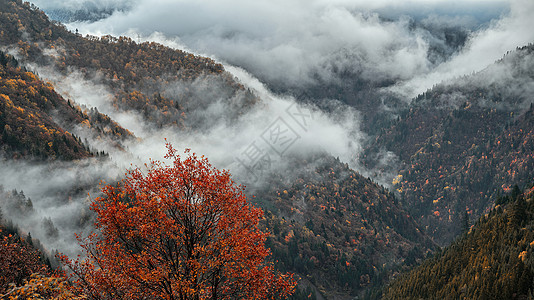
365, 43, 534, 244
383, 186, 534, 299
0, 51, 91, 159
255, 155, 435, 298
0, 0, 258, 130
0, 50, 134, 159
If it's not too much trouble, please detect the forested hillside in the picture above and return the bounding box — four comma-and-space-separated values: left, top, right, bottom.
0, 0, 258, 129
0, 51, 133, 159
383, 186, 534, 299
366, 43, 534, 244
254, 155, 435, 298
0, 53, 89, 159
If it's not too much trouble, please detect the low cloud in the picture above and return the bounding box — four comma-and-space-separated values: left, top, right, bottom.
390, 0, 534, 98
31, 62, 366, 178
8, 56, 367, 257
65, 0, 511, 97
0, 159, 122, 257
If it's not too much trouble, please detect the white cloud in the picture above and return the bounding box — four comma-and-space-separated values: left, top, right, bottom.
0, 159, 122, 257
389, 0, 534, 98
65, 0, 511, 94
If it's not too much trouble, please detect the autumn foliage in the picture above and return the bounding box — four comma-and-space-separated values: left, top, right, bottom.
0, 230, 47, 294
62, 143, 295, 299
2, 273, 82, 300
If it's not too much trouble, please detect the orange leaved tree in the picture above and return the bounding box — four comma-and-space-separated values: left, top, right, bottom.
62, 143, 295, 299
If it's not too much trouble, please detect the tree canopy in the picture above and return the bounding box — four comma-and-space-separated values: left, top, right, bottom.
62, 143, 295, 299
383, 187, 534, 299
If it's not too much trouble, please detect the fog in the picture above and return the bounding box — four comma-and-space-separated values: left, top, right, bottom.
0, 52, 367, 257
51, 0, 531, 100
451, 46, 534, 111
28, 62, 366, 181
391, 0, 534, 98
0, 158, 122, 257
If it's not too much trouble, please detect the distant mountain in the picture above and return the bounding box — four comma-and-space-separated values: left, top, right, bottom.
243, 20, 470, 136
365, 43, 534, 244
44, 7, 122, 23
383, 185, 534, 299
21, 1, 133, 23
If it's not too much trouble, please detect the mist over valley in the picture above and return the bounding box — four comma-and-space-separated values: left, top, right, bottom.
1, 0, 534, 298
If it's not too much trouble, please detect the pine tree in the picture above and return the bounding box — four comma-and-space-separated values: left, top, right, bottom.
462, 210, 470, 234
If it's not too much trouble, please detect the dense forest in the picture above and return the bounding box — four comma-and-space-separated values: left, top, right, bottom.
0, 0, 258, 130
383, 185, 534, 299
365, 43, 534, 244
0, 50, 135, 159
255, 155, 435, 298
0, 51, 91, 159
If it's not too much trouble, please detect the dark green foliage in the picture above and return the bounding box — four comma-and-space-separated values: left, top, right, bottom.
384, 188, 534, 299
288, 285, 319, 300
461, 210, 469, 234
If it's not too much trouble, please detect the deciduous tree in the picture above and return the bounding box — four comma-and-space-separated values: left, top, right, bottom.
62, 143, 295, 299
